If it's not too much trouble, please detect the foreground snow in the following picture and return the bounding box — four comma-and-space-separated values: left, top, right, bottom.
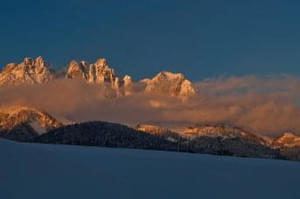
0, 139, 299, 199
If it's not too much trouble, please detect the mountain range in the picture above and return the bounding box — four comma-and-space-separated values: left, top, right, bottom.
1, 57, 300, 161
0, 106, 300, 161
0, 56, 195, 97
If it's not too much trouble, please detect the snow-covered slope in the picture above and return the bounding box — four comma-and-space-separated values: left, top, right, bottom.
0, 138, 299, 199
182, 124, 269, 145
0, 106, 62, 141
135, 123, 281, 159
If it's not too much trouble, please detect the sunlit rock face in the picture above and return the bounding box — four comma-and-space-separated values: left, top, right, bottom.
66, 58, 117, 85
0, 56, 55, 86
0, 106, 62, 141
66, 58, 135, 96
274, 132, 300, 148
142, 71, 196, 97
136, 124, 171, 135
1, 57, 196, 98
66, 58, 126, 88
65, 60, 88, 80
123, 75, 133, 95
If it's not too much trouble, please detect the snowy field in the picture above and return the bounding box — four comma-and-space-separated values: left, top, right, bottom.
0, 138, 299, 199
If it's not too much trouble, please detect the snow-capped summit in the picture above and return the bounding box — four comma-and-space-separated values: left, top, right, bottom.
274, 132, 300, 148
143, 71, 196, 97
0, 56, 54, 86
66, 58, 125, 89
65, 60, 88, 80
0, 106, 62, 141
88, 58, 115, 84
123, 75, 132, 86
1, 57, 197, 98
0, 106, 62, 132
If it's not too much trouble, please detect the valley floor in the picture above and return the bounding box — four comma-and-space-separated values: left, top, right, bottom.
0, 139, 299, 199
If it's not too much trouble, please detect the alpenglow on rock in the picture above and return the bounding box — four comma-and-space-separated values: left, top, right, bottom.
0, 56, 54, 86
65, 58, 131, 91
0, 56, 196, 98
0, 106, 62, 141
142, 71, 196, 96
274, 132, 300, 148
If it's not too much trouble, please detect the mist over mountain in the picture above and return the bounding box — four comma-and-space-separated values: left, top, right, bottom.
1, 106, 300, 161
1, 57, 300, 136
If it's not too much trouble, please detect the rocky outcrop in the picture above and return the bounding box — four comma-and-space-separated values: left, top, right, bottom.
65, 60, 88, 80
0, 56, 55, 86
273, 132, 300, 148
66, 58, 124, 87
1, 57, 196, 98
65, 58, 134, 96
0, 106, 62, 141
142, 71, 196, 97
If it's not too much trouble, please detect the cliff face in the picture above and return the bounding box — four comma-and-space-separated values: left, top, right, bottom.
0, 57, 196, 98
65, 58, 130, 91
0, 57, 55, 86
142, 71, 196, 97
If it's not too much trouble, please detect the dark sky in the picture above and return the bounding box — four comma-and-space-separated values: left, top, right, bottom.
1, 0, 300, 80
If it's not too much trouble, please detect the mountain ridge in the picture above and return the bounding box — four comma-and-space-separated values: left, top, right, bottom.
0, 106, 62, 141
0, 106, 299, 161
0, 56, 195, 97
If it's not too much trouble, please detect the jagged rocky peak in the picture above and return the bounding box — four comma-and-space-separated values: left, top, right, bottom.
0, 56, 54, 86
66, 58, 122, 87
89, 58, 116, 85
274, 132, 300, 148
143, 71, 196, 97
65, 60, 88, 80
123, 75, 132, 86
1, 63, 17, 73
94, 58, 107, 67
0, 106, 62, 135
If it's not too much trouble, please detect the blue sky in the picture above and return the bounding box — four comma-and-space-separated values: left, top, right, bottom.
1, 0, 300, 80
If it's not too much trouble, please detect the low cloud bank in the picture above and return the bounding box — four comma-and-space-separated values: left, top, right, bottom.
1, 75, 300, 136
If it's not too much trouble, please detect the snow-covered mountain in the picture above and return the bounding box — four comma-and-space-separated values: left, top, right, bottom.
0, 106, 62, 141
274, 132, 300, 148
35, 121, 180, 151
136, 123, 280, 159
65, 58, 131, 90
141, 71, 195, 97
0, 57, 55, 86
181, 124, 269, 145
0, 56, 195, 97
0, 106, 299, 161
